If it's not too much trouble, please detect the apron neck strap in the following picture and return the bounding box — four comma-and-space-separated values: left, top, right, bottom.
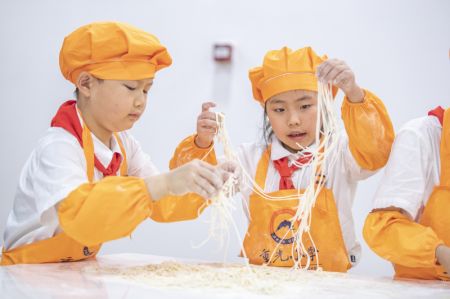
79, 112, 128, 183
439, 108, 450, 187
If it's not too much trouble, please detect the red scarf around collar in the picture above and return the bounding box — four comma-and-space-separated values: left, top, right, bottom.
273, 154, 312, 190
428, 106, 444, 126
50, 100, 122, 177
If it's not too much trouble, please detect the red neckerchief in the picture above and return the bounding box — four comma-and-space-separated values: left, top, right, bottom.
273, 154, 312, 190
428, 106, 444, 126
51, 100, 122, 177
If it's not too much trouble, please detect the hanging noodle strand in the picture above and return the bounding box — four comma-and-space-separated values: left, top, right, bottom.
198, 82, 339, 270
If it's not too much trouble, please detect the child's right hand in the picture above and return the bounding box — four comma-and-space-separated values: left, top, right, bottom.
436, 245, 450, 274
145, 159, 226, 200
195, 102, 218, 148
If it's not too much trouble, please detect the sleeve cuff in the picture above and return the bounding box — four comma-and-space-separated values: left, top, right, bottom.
192, 134, 214, 150
342, 88, 371, 106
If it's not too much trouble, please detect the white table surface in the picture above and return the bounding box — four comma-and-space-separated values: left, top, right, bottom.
1, 253, 449, 299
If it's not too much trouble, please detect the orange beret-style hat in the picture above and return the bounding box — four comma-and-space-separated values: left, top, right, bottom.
249, 46, 337, 105
59, 21, 172, 84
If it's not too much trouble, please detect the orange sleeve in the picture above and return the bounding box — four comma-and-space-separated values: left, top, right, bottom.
363, 210, 444, 268
150, 193, 208, 222
169, 134, 217, 169
159, 134, 217, 222
59, 176, 211, 242
341, 89, 395, 170
58, 176, 152, 246
421, 188, 450, 245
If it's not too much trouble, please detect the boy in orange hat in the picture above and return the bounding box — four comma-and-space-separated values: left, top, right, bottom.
363, 106, 450, 280
1, 22, 235, 265
170, 47, 394, 272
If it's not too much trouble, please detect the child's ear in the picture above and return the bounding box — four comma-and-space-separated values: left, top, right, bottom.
76, 72, 94, 98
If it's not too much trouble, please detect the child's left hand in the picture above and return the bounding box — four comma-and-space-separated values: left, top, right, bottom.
218, 160, 242, 193
316, 59, 365, 103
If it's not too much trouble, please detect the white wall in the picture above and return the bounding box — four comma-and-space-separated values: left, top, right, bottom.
0, 0, 449, 277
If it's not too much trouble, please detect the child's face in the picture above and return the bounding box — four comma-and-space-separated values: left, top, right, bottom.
266, 89, 318, 152
89, 78, 153, 133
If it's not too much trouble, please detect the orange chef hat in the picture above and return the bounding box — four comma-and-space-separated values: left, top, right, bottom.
249, 46, 337, 105
59, 21, 172, 84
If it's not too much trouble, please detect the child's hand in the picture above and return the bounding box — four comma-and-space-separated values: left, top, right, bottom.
195, 102, 218, 148
219, 161, 241, 181
316, 59, 365, 103
436, 245, 450, 274
218, 160, 242, 193
145, 159, 225, 200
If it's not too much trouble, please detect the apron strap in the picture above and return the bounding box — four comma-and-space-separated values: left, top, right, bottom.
81, 122, 128, 183
114, 132, 128, 177
254, 146, 271, 190
439, 108, 450, 187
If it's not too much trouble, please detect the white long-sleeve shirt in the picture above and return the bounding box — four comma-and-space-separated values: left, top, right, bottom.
371, 115, 442, 220
3, 125, 158, 251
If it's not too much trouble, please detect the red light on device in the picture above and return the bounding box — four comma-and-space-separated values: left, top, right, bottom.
213, 43, 233, 62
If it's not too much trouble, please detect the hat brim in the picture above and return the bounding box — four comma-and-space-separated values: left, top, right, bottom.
258, 72, 338, 104
70, 60, 158, 83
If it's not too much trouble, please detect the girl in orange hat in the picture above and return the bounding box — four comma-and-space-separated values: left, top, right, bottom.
363, 106, 450, 280
1, 22, 235, 265
170, 46, 394, 272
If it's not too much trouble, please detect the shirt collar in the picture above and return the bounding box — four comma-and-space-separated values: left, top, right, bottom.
270, 135, 317, 163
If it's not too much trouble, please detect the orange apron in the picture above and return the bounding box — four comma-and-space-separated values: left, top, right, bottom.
242, 148, 351, 272
1, 123, 128, 265
394, 109, 450, 280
